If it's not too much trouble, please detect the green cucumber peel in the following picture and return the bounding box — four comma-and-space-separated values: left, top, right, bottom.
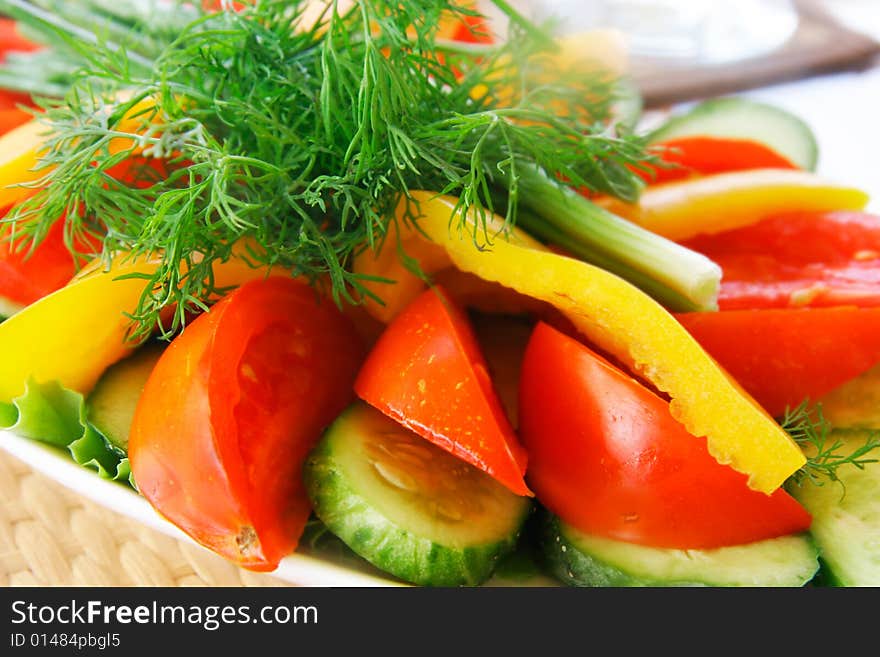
0, 378, 134, 487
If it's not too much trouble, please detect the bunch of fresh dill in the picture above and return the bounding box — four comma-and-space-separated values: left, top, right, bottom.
2, 0, 720, 337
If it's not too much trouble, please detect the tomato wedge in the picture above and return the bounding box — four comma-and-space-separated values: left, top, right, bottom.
354, 285, 531, 496
678, 307, 880, 418
129, 277, 364, 571
0, 18, 41, 135
0, 18, 42, 57
0, 98, 33, 136
0, 214, 100, 310
0, 155, 173, 312
682, 211, 880, 310
518, 321, 812, 550
637, 136, 799, 185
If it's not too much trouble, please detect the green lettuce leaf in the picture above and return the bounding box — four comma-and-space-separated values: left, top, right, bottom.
0, 379, 134, 487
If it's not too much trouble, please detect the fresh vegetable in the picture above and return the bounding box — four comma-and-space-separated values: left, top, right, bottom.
540, 512, 819, 587
817, 364, 880, 430
0, 214, 99, 314
0, 90, 33, 135
0, 118, 48, 209
681, 211, 880, 310
0, 17, 37, 136
677, 308, 880, 418
86, 341, 165, 451
0, 95, 164, 211
597, 169, 869, 241
0, 244, 275, 402
387, 191, 805, 494
355, 285, 530, 497
788, 429, 880, 586
518, 321, 812, 549
782, 403, 880, 489
675, 211, 880, 417
0, 379, 131, 484
0, 0, 875, 588
637, 136, 798, 185
0, 1, 199, 98
646, 96, 819, 171
304, 401, 532, 586
0, 0, 718, 337
0, 16, 41, 56
129, 276, 365, 571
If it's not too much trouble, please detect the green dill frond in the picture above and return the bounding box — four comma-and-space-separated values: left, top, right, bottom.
3, 0, 657, 337
783, 400, 880, 490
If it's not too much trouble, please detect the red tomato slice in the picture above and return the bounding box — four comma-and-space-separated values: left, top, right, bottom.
0, 214, 99, 308
636, 136, 798, 185
129, 277, 365, 571
0, 106, 33, 136
354, 285, 531, 496
0, 156, 172, 310
682, 211, 880, 310
0, 19, 42, 58
677, 307, 880, 418
518, 321, 811, 550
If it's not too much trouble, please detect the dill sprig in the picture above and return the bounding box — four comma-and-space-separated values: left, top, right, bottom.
782, 400, 880, 489
2, 0, 717, 337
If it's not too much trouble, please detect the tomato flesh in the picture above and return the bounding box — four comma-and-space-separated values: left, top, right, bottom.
682, 211, 880, 310
518, 321, 811, 550
0, 19, 42, 58
0, 215, 100, 308
678, 307, 880, 418
355, 285, 531, 496
130, 277, 364, 570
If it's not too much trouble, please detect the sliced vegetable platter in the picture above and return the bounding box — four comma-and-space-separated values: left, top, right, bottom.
1, 0, 880, 588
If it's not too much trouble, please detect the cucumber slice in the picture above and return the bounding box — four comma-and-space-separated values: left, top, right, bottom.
86, 341, 165, 451
303, 401, 533, 586
540, 512, 819, 587
815, 364, 880, 430
789, 430, 880, 586
647, 97, 819, 171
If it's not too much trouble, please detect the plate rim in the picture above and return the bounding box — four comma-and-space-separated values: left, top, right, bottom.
0, 429, 407, 587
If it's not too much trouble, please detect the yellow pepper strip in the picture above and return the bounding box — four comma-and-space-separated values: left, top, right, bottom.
0, 97, 162, 209
595, 169, 870, 241
397, 191, 805, 494
0, 248, 274, 402
353, 211, 546, 323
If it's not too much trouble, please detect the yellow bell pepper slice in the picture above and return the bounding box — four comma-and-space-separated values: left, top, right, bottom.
386, 191, 805, 494
596, 169, 870, 241
0, 249, 274, 402
353, 212, 546, 322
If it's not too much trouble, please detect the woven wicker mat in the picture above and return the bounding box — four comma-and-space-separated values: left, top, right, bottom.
0, 449, 289, 587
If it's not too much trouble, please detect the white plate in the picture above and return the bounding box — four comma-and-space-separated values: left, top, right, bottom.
1, 70, 878, 587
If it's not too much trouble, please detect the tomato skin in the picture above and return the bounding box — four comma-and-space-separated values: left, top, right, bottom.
0, 156, 171, 310
674, 211, 880, 416
637, 136, 798, 185
518, 321, 811, 550
0, 18, 41, 136
678, 307, 880, 418
0, 19, 41, 58
354, 286, 531, 496
0, 105, 33, 136
129, 277, 364, 570
0, 214, 100, 308
682, 211, 880, 310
